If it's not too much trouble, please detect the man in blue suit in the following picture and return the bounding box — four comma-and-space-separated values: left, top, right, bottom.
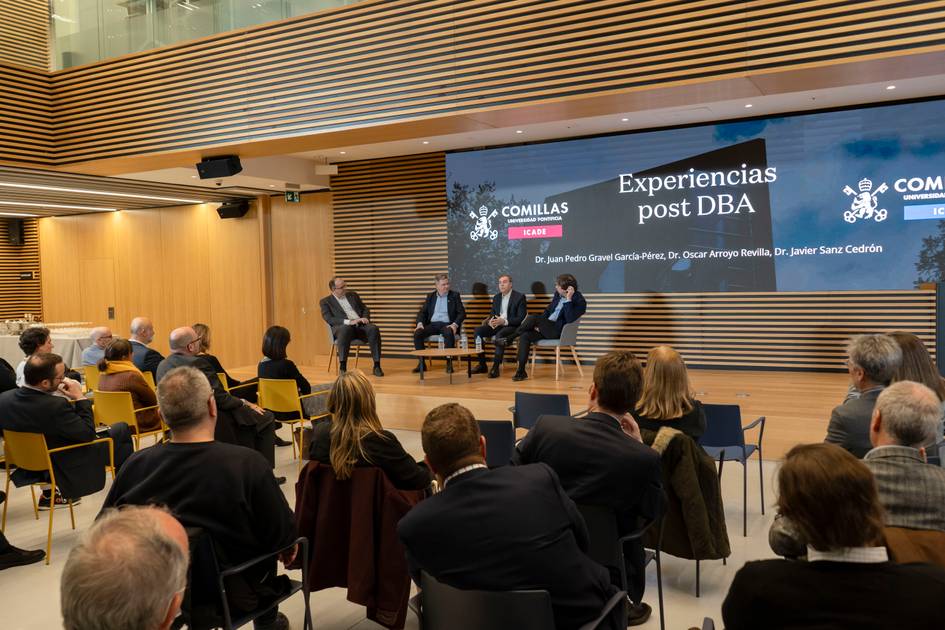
511, 273, 586, 381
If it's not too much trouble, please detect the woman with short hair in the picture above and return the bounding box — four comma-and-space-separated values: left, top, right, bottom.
632, 345, 705, 440
723, 443, 945, 629
309, 370, 430, 490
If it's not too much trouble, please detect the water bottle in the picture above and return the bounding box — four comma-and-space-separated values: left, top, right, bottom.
475, 335, 483, 352
460, 335, 468, 350
437, 336, 444, 350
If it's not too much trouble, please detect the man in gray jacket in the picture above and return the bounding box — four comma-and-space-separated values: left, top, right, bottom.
864, 380, 945, 531
825, 334, 902, 457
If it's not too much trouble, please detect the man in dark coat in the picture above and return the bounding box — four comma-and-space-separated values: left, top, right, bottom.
413, 273, 466, 373
511, 273, 586, 381
320, 276, 384, 376
471, 273, 528, 378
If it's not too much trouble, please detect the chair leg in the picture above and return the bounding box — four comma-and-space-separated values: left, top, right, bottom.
68, 499, 76, 530
46, 484, 56, 565
531, 347, 536, 373
655, 550, 665, 630
695, 559, 700, 598
354, 345, 361, 368
554, 347, 560, 381
328, 344, 336, 373
569, 346, 584, 377
758, 447, 765, 516
742, 460, 748, 538
1, 472, 9, 531
29, 485, 38, 520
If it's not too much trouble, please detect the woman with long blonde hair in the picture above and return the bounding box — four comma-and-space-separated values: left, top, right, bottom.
632, 345, 706, 439
309, 370, 431, 490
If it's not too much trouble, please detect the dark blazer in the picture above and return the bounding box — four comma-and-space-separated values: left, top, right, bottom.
416, 290, 466, 327
258, 357, 310, 395
0, 387, 103, 498
397, 464, 622, 630
489, 290, 528, 328
320, 292, 371, 328
633, 399, 707, 441
825, 386, 882, 458
541, 291, 587, 336
130, 340, 164, 379
0, 358, 16, 393
157, 353, 243, 413
513, 412, 664, 532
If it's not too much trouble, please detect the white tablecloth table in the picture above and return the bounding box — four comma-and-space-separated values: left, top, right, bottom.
0, 330, 93, 370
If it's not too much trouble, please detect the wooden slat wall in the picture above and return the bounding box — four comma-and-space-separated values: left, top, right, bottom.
332, 153, 937, 371
332, 153, 449, 356
0, 63, 52, 165
0, 0, 49, 70
15, 0, 942, 165
0, 219, 42, 319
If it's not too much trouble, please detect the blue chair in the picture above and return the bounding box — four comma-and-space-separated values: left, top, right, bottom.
699, 404, 766, 537
577, 504, 665, 630
512, 392, 570, 431
477, 420, 514, 467
410, 570, 625, 630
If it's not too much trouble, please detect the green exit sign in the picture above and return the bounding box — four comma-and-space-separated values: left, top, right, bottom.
285, 191, 300, 203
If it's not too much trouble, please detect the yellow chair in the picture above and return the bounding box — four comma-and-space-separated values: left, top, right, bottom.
93, 390, 162, 451
82, 366, 101, 393
257, 378, 330, 464
1, 429, 114, 564
141, 371, 156, 391
218, 372, 256, 396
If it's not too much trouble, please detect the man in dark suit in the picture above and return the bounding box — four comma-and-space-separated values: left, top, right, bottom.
320, 276, 383, 376
512, 351, 664, 626
129, 316, 164, 379
398, 403, 624, 630
156, 327, 279, 477
471, 274, 527, 378
511, 273, 586, 381
826, 334, 902, 458
0, 353, 133, 507
413, 273, 466, 373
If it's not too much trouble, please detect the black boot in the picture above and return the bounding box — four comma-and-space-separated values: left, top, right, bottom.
412, 360, 425, 373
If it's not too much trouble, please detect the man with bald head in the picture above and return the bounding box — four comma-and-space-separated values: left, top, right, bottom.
129, 317, 164, 379
864, 380, 945, 531
156, 327, 278, 473
61, 506, 189, 630
80, 327, 113, 367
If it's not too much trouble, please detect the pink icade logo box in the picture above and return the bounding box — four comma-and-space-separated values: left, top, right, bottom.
508, 225, 563, 240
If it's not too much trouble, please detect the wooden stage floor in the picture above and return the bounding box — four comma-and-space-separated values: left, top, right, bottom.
232, 357, 850, 461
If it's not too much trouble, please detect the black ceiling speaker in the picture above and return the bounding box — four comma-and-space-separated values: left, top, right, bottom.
216, 199, 250, 219
6, 219, 24, 246
196, 155, 242, 179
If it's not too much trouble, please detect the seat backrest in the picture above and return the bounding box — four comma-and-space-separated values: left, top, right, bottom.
477, 420, 514, 467
700, 404, 745, 448
576, 504, 621, 571
141, 370, 156, 391
884, 526, 945, 568
83, 365, 101, 392
420, 570, 555, 630
558, 317, 582, 346
258, 378, 303, 415
514, 392, 570, 430
325, 321, 336, 346
217, 373, 230, 392
93, 390, 137, 428
1, 429, 50, 473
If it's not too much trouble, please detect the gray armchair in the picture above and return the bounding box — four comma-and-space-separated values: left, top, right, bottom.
530, 317, 584, 381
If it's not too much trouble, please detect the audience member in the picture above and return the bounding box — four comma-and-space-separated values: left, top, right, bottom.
80, 327, 113, 367
258, 325, 315, 419
0, 353, 133, 508
398, 403, 624, 630
865, 381, 945, 531
825, 334, 902, 457
0, 357, 15, 393
0, 493, 44, 569
632, 345, 706, 440
511, 273, 586, 382
888, 330, 945, 438
157, 327, 277, 471
512, 351, 664, 626
192, 322, 256, 400
128, 317, 164, 379
14, 326, 53, 386
61, 506, 188, 630
102, 366, 297, 630
724, 443, 945, 629
96, 338, 161, 432
309, 370, 430, 490
320, 276, 384, 376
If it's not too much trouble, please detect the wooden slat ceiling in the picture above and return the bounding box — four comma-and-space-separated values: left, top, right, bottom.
3, 0, 945, 168
333, 152, 937, 371
0, 166, 254, 217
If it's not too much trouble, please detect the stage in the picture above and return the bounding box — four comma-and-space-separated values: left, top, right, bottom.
232, 357, 850, 461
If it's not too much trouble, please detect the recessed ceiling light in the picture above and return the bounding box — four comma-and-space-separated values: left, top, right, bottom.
621, 117, 629, 122
0, 200, 117, 211
339, 151, 346, 155
0, 211, 38, 217
886, 85, 896, 90
190, 175, 197, 179
744, 103, 753, 108
268, 184, 275, 188
515, 130, 524, 134
0, 182, 202, 204
422, 141, 430, 145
